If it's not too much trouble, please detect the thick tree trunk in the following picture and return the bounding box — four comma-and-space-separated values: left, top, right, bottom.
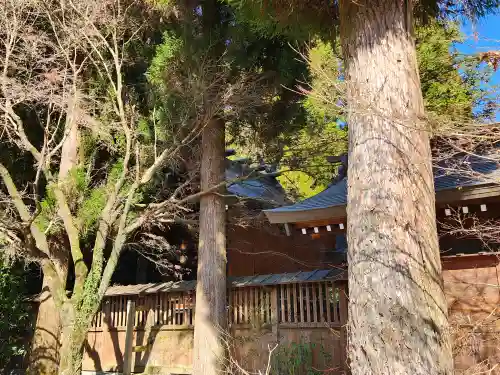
192, 118, 227, 375
28, 277, 64, 375
58, 305, 88, 375
58, 326, 87, 375
339, 1, 453, 374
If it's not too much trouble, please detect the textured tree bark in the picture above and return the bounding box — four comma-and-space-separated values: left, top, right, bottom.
339, 1, 453, 374
28, 277, 64, 375
58, 319, 87, 375
29, 110, 83, 375
192, 118, 227, 375
55, 300, 89, 375
59, 114, 79, 181
57, 111, 83, 375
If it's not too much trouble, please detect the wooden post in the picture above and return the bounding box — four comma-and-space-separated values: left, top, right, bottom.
270, 286, 278, 341
280, 285, 286, 323
338, 283, 349, 374
145, 297, 155, 332
326, 283, 332, 323
162, 294, 167, 325
260, 288, 265, 323
318, 283, 325, 323
244, 288, 249, 324
123, 300, 136, 375
238, 289, 243, 324
103, 300, 111, 332
312, 283, 318, 323
229, 288, 234, 326
299, 283, 304, 323
306, 284, 311, 323
286, 285, 292, 323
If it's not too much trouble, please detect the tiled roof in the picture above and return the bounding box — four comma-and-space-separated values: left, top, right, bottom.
265, 178, 348, 213
266, 157, 499, 214
103, 269, 346, 297
226, 159, 287, 206
434, 157, 499, 191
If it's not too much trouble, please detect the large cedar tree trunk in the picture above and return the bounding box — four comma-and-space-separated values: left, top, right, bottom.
339, 1, 453, 374
192, 118, 227, 375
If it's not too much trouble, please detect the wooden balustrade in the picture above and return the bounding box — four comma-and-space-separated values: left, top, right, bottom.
90, 281, 346, 330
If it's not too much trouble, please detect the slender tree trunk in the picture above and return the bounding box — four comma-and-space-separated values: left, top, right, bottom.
57, 109, 83, 375
339, 1, 453, 374
45, 113, 86, 375
192, 118, 227, 375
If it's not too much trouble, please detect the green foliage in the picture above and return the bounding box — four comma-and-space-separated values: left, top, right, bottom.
278, 170, 324, 201
32, 157, 127, 236
416, 20, 497, 123
276, 40, 347, 199
278, 21, 496, 199
223, 26, 310, 163
0, 262, 31, 372
417, 21, 473, 119
80, 131, 99, 162
77, 186, 107, 234
225, 0, 336, 40
279, 122, 347, 200
108, 160, 125, 185
75, 159, 127, 234
148, 0, 173, 9
145, 28, 210, 160
227, 0, 500, 40
147, 32, 184, 89
68, 167, 88, 194
34, 185, 59, 234
302, 40, 343, 123
432, 0, 500, 20
270, 340, 332, 375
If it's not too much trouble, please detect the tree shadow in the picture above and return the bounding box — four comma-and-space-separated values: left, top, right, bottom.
132, 302, 192, 373
26, 327, 60, 375
84, 339, 103, 372
134, 325, 160, 372
83, 302, 123, 372
27, 305, 61, 375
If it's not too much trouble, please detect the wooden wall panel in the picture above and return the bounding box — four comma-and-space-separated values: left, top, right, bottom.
227, 225, 340, 277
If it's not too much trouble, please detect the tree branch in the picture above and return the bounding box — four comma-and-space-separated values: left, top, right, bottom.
53, 187, 88, 304
0, 162, 66, 294
98, 143, 141, 299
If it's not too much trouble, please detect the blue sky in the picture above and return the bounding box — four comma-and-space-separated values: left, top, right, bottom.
456, 13, 500, 119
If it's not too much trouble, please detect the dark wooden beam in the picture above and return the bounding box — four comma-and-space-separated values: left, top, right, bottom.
436, 184, 500, 205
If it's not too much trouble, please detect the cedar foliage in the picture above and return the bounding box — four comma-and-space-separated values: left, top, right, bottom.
277, 21, 496, 199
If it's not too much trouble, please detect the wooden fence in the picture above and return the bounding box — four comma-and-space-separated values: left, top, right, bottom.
91, 292, 196, 329
91, 280, 346, 330
84, 280, 348, 374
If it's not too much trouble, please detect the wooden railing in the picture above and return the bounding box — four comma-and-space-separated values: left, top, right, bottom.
91, 280, 346, 330
86, 280, 348, 374
91, 292, 195, 329
277, 281, 342, 325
